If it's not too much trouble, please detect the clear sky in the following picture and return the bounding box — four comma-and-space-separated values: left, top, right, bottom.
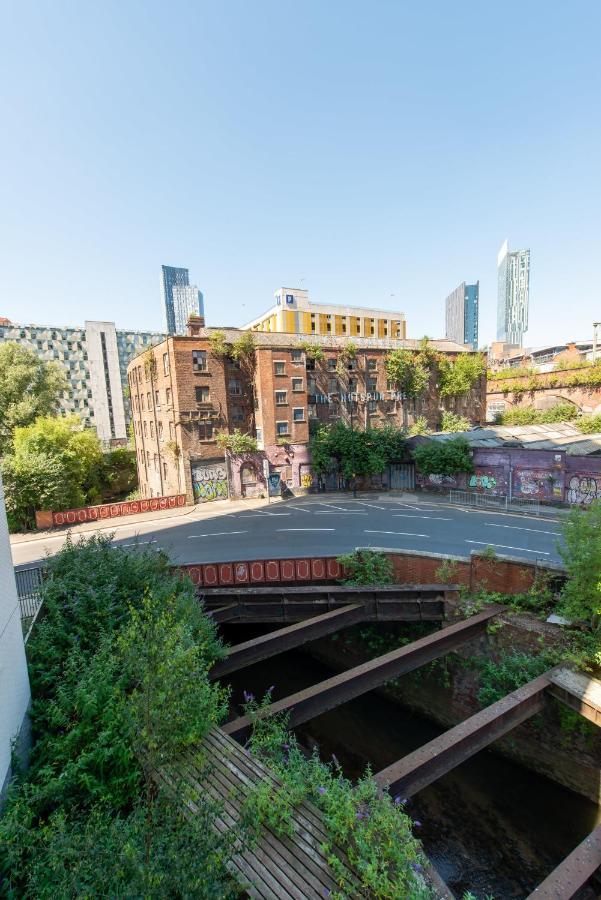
1, 0, 600, 347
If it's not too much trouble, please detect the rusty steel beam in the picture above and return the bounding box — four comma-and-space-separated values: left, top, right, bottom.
222, 606, 502, 741
374, 672, 551, 799
211, 603, 365, 680
526, 823, 601, 899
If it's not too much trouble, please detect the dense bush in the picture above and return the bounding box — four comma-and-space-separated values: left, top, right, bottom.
439, 410, 471, 432
411, 437, 473, 476
0, 537, 234, 897
494, 403, 579, 426
337, 549, 394, 585
310, 422, 405, 480
558, 502, 601, 633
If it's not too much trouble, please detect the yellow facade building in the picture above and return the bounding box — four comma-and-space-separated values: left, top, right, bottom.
243, 287, 407, 340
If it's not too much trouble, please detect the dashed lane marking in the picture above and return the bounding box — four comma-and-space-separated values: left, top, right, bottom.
364, 530, 429, 538
187, 531, 248, 538
484, 523, 561, 536
465, 540, 550, 555
276, 528, 335, 532
392, 515, 452, 521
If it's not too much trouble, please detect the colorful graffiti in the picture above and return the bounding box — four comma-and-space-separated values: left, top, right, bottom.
191, 462, 228, 503
427, 474, 458, 486
513, 469, 560, 500
566, 474, 601, 506
469, 474, 497, 490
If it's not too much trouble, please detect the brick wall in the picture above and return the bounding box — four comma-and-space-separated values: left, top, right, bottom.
254, 347, 309, 446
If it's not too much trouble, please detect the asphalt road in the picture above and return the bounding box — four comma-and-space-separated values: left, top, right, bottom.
12, 496, 565, 569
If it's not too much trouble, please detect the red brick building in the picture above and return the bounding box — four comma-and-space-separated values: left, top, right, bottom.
127, 328, 485, 503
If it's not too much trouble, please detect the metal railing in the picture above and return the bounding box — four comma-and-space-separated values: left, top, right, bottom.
448, 490, 541, 516
15, 565, 46, 631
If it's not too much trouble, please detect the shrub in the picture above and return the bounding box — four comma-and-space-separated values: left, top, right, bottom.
440, 411, 470, 432
216, 429, 258, 454
408, 416, 430, 436
411, 437, 473, 476
337, 549, 394, 585
558, 502, 601, 629
438, 353, 486, 397
385, 350, 430, 398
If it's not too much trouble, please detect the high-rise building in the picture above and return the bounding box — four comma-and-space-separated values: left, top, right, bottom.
244, 287, 406, 339
0, 319, 165, 444
497, 240, 530, 346
161, 265, 189, 334
445, 281, 479, 349
172, 284, 204, 335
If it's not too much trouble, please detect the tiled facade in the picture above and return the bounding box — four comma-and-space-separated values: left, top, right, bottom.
128, 329, 486, 502
0, 319, 165, 443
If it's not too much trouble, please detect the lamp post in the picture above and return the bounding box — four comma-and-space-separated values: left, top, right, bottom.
593, 323, 601, 363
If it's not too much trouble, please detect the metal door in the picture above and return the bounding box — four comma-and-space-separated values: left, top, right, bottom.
390, 463, 415, 490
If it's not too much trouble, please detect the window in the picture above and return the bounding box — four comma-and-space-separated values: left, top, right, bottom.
229, 378, 242, 395
342, 321, 347, 333
347, 358, 357, 371
291, 377, 303, 391
166, 387, 172, 405
256, 427, 263, 444
154, 454, 159, 472
155, 390, 160, 407
306, 357, 315, 371
328, 377, 338, 393
311, 320, 316, 333
326, 317, 332, 333
198, 422, 213, 440
349, 378, 358, 392
231, 405, 244, 422
143, 421, 148, 437
150, 421, 155, 438
368, 400, 378, 414
195, 385, 210, 403
229, 358, 241, 369
275, 390, 287, 405
276, 421, 289, 436
241, 465, 257, 486
163, 461, 168, 479
146, 451, 150, 467
327, 358, 336, 370
307, 378, 317, 394
368, 358, 377, 371
169, 422, 174, 439
158, 421, 164, 440
367, 377, 377, 392
192, 350, 207, 372
163, 353, 169, 375
274, 361, 286, 376
293, 407, 305, 422
291, 349, 303, 363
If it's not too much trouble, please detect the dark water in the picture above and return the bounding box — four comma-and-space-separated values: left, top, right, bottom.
220, 625, 601, 899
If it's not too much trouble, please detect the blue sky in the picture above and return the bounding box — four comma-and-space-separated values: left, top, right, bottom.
1, 1, 600, 346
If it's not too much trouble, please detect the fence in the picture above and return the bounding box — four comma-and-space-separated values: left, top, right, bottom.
15, 565, 45, 634
448, 490, 541, 516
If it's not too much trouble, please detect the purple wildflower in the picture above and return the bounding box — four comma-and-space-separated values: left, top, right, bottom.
243, 690, 254, 703
413, 820, 422, 828
355, 811, 363, 820
318, 786, 326, 795
282, 743, 290, 751
394, 795, 407, 805
410, 862, 423, 873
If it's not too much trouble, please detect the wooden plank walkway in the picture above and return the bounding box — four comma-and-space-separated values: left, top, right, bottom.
160, 726, 364, 899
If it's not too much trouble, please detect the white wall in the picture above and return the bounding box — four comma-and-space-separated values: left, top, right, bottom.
85, 321, 127, 443
0, 475, 31, 799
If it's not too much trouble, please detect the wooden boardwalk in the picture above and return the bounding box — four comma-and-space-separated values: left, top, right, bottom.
162, 726, 364, 899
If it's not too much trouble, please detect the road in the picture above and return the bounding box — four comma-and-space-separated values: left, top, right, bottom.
12, 496, 565, 569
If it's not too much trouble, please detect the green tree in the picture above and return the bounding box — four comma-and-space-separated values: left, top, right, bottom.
309, 423, 405, 481
385, 350, 430, 399
0, 342, 67, 453
411, 437, 474, 476
216, 428, 258, 454
440, 410, 471, 432
1, 450, 75, 531
438, 353, 486, 397
558, 502, 601, 629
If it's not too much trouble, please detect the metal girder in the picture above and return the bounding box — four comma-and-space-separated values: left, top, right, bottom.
374, 672, 552, 799
526, 823, 601, 899
222, 606, 503, 741
547, 667, 601, 728
210, 603, 240, 624
210, 603, 365, 680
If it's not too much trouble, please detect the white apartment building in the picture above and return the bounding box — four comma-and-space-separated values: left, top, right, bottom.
0, 474, 31, 802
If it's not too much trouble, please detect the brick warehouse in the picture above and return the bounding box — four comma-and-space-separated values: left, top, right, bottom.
127, 324, 486, 503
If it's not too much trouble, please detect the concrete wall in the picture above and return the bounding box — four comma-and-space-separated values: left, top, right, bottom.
0, 475, 31, 802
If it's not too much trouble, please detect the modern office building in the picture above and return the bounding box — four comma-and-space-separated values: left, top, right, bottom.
445, 281, 479, 349
0, 473, 31, 803
172, 284, 204, 335
0, 319, 165, 444
161, 265, 190, 334
244, 287, 407, 340
497, 240, 530, 346
127, 327, 484, 502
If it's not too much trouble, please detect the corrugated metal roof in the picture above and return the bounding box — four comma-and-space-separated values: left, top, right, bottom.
421, 423, 601, 455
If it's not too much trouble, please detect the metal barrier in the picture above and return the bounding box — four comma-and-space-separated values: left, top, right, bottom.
448, 490, 541, 516
15, 565, 45, 626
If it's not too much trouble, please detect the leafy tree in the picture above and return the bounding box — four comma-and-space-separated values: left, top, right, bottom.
438, 353, 486, 397
230, 330, 256, 361
440, 411, 471, 432
309, 423, 405, 480
0, 342, 67, 453
216, 428, 258, 454
385, 350, 430, 399
411, 437, 474, 475
297, 340, 325, 361
208, 330, 231, 358
408, 417, 430, 436
558, 503, 601, 629
1, 450, 75, 531
99, 447, 138, 500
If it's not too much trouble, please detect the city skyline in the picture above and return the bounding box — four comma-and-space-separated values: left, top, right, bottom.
445, 281, 479, 349
497, 240, 531, 347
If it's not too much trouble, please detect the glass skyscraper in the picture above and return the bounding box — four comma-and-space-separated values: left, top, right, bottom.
445, 281, 479, 349
497, 240, 530, 346
161, 265, 190, 334
172, 284, 204, 334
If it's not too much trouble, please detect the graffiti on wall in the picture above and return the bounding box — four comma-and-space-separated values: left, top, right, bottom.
191, 462, 228, 503
469, 474, 497, 490
514, 469, 559, 500
427, 474, 458, 486
566, 474, 601, 506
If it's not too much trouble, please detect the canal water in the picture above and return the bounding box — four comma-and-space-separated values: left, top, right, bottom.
220, 626, 601, 899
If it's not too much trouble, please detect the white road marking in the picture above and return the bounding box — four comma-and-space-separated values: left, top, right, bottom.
283, 505, 313, 513
364, 530, 429, 538
120, 539, 157, 547
356, 501, 387, 509
484, 523, 561, 536
276, 528, 335, 532
392, 515, 452, 521
187, 531, 248, 538
465, 540, 550, 556
237, 513, 291, 518
316, 502, 355, 511
314, 511, 368, 515
388, 502, 422, 511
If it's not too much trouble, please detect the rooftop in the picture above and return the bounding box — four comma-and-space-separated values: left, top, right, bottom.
412, 422, 601, 456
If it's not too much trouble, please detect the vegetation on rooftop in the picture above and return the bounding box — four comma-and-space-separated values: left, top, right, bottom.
410, 436, 474, 476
